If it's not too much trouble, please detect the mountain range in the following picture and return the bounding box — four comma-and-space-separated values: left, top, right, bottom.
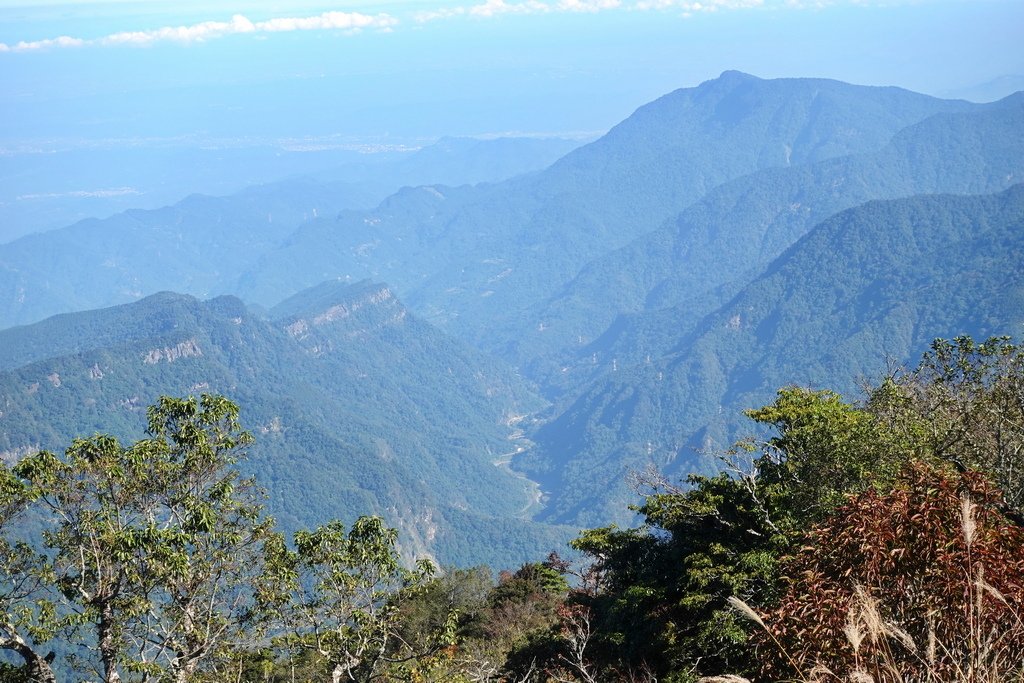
524, 184, 1024, 525
1, 71, 1021, 561
0, 281, 572, 568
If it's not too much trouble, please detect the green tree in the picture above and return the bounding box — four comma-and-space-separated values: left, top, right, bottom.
562, 381, 932, 680
279, 516, 440, 683
564, 388, 886, 679
869, 335, 1024, 514
11, 394, 281, 682
0, 464, 58, 683
127, 395, 282, 682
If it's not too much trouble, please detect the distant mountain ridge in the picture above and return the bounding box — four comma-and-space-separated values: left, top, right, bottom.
0, 134, 585, 243
519, 91, 1024, 391
0, 73, 982, 338
0, 135, 584, 328
235, 72, 975, 351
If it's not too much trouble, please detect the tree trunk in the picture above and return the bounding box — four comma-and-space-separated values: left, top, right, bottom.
174, 663, 194, 683
330, 652, 360, 683
23, 650, 58, 683
1, 636, 58, 683
98, 604, 121, 683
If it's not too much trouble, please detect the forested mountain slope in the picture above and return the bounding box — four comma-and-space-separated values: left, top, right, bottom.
235, 72, 971, 350
519, 93, 1024, 387
0, 281, 572, 567
523, 184, 1024, 525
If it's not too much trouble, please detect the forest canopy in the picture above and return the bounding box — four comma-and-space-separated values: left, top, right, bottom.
2, 336, 1023, 682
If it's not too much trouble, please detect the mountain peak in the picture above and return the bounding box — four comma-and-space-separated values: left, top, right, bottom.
715, 69, 758, 83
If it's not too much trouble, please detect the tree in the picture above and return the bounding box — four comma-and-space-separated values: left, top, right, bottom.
15, 435, 154, 682
11, 394, 280, 682
0, 464, 58, 683
869, 335, 1024, 515
390, 565, 492, 682
563, 386, 907, 680
279, 516, 441, 683
127, 395, 282, 682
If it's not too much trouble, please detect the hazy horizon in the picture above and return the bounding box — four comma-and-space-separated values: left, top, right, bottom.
3, 0, 1022, 146
1, 0, 1021, 240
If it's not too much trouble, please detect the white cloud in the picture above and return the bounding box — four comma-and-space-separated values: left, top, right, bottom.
8, 35, 87, 51
416, 0, 545, 21
556, 0, 623, 12
100, 15, 256, 46
256, 11, 393, 32
475, 0, 553, 16
633, 0, 764, 10
4, 10, 397, 52
416, 0, 625, 22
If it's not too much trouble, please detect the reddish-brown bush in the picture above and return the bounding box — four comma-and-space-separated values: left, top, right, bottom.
756, 463, 1024, 682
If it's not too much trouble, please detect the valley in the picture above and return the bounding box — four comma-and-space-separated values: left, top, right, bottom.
2, 73, 1021, 543
1, 6, 1023, 669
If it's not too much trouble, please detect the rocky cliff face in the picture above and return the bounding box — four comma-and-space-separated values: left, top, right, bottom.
280, 283, 408, 355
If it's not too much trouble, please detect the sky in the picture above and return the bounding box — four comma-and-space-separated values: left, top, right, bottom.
1, 0, 1022, 148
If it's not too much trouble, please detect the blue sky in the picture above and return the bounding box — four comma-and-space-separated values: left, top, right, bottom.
1, 0, 1022, 144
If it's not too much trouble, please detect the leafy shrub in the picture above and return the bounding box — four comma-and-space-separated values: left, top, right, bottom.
757, 463, 1024, 682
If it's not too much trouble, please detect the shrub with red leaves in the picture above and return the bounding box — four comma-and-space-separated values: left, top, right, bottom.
756, 462, 1024, 682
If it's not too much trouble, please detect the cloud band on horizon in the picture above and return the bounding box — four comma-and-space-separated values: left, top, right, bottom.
0, 10, 397, 53
0, 0, 905, 53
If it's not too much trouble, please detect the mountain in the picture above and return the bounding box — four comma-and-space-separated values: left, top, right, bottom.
521, 92, 1024, 391
0, 282, 574, 568
0, 135, 585, 244
0, 135, 584, 329
522, 184, 1024, 526
2, 73, 1020, 566
234, 72, 972, 349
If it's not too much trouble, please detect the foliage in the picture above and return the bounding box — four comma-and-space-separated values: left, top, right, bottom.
560, 386, 903, 679
869, 335, 1024, 513
274, 516, 444, 683
9, 394, 280, 683
485, 561, 571, 680
758, 462, 1024, 681
560, 337, 1024, 680
0, 464, 58, 682
228, 557, 570, 683
744, 387, 905, 520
